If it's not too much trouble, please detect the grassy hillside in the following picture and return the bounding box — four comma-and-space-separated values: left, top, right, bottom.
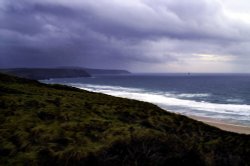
0, 73, 249, 166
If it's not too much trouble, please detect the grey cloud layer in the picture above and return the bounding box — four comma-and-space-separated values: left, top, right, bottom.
1, 0, 250, 71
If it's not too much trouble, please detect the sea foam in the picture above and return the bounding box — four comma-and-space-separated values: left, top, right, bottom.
70, 83, 250, 126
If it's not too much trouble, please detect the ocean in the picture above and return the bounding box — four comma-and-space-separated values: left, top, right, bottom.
42, 73, 250, 127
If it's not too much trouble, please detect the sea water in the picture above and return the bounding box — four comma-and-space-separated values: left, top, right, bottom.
42, 73, 250, 126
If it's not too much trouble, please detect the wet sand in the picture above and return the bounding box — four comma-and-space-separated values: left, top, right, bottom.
189, 115, 250, 135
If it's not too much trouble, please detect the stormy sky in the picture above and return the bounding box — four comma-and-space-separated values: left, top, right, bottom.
1, 0, 250, 72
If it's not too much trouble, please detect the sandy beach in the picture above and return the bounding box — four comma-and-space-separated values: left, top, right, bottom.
189, 115, 250, 135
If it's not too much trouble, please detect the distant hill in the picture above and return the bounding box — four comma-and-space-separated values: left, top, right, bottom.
57, 66, 131, 75
83, 68, 131, 75
0, 68, 91, 80
0, 67, 131, 80
0, 72, 249, 166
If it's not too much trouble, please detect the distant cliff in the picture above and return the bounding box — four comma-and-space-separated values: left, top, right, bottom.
83, 68, 131, 75
0, 68, 91, 80
0, 67, 131, 80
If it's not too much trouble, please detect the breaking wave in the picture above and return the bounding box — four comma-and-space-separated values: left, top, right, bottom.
69, 83, 250, 126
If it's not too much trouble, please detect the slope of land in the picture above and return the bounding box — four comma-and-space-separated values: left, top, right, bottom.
0, 73, 249, 166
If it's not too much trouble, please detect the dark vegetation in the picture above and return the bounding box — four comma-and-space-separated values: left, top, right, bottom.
0, 73, 249, 166
0, 67, 130, 80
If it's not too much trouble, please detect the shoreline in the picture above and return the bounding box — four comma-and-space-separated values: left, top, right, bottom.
47, 83, 250, 135
188, 115, 250, 134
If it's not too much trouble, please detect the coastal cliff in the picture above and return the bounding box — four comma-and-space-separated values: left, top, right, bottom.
0, 68, 91, 80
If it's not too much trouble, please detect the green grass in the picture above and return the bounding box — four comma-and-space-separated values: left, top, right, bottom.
0, 73, 249, 166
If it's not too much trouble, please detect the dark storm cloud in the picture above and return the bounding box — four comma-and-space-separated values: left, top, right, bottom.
1, 0, 250, 72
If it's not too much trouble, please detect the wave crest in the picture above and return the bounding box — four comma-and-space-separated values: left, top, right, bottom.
70, 83, 250, 126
